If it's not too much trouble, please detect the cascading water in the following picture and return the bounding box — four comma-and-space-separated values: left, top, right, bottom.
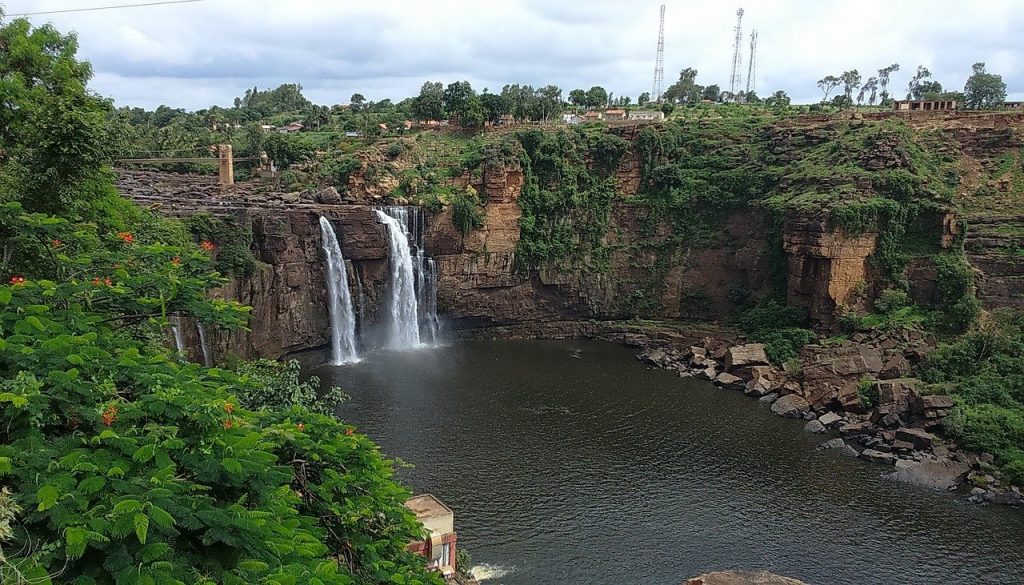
319, 216, 360, 364
196, 322, 213, 367
374, 206, 440, 349
355, 271, 367, 338
169, 316, 185, 354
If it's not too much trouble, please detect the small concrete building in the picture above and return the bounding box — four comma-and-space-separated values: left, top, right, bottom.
604, 109, 627, 120
627, 110, 665, 122
582, 110, 603, 121
562, 113, 584, 125
1003, 101, 1024, 110
406, 494, 458, 580
892, 99, 958, 112
276, 121, 304, 133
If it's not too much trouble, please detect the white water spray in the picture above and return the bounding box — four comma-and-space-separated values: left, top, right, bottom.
169, 316, 185, 354
319, 216, 360, 364
196, 322, 213, 367
375, 209, 422, 348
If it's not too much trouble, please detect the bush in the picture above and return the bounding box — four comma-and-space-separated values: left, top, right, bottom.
451, 187, 485, 236
182, 212, 259, 277
735, 300, 815, 363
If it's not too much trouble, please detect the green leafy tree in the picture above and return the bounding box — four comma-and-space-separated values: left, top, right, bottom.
817, 75, 841, 102
568, 89, 587, 109
662, 67, 701, 104
480, 91, 511, 123
840, 69, 862, 106
701, 84, 721, 102
764, 90, 791, 108
963, 62, 1007, 109
906, 65, 933, 100
637, 92, 651, 106
877, 63, 900, 104
412, 81, 445, 121
585, 86, 608, 109
350, 92, 366, 112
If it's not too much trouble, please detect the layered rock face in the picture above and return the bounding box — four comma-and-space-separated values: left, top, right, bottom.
115, 113, 1024, 360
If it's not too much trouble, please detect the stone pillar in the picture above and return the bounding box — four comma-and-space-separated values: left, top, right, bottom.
218, 144, 234, 186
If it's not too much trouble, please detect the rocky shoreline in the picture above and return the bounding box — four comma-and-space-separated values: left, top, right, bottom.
633, 330, 1021, 507
451, 318, 1020, 507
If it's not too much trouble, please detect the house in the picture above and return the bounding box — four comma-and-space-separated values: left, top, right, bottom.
1003, 101, 1024, 110
604, 109, 627, 120
343, 131, 363, 138
406, 494, 458, 580
627, 110, 665, 122
276, 121, 304, 133
582, 110, 603, 121
892, 99, 958, 112
260, 124, 276, 132
562, 113, 584, 125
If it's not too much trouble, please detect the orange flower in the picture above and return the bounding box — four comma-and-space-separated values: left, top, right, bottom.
8, 276, 25, 285
344, 428, 354, 436
92, 277, 102, 286
101, 404, 118, 427
200, 240, 216, 252
51, 239, 63, 248
223, 419, 233, 429
171, 257, 181, 266
104, 278, 113, 286
223, 401, 235, 414
117, 232, 134, 243
297, 423, 305, 432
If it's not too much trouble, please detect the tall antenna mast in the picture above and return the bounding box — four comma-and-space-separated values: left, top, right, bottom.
729, 7, 744, 100
652, 4, 666, 102
745, 29, 758, 96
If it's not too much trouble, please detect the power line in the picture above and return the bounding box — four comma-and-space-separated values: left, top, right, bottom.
8, 0, 204, 17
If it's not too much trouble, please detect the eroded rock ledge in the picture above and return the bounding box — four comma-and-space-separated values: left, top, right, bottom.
685, 571, 807, 585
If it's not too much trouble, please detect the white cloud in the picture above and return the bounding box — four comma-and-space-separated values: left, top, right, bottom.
7, 0, 1022, 109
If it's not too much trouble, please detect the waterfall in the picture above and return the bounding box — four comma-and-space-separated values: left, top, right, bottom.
355, 271, 367, 338
319, 216, 360, 364
196, 322, 213, 367
169, 316, 185, 354
375, 206, 440, 347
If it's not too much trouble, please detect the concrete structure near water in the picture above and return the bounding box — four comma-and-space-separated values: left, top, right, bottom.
406, 494, 459, 580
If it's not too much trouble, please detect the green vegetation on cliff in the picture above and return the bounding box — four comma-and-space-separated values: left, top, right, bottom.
0, 16, 439, 584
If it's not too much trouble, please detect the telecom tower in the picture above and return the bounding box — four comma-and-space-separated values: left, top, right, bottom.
728, 8, 744, 100
652, 4, 666, 102
745, 29, 758, 95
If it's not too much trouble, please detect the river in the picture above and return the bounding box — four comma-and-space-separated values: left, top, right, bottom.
313, 339, 1024, 585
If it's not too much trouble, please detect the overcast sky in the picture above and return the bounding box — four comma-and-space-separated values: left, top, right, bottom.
5, 0, 1022, 110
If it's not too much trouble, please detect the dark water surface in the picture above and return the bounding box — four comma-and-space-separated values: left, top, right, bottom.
313, 339, 1024, 585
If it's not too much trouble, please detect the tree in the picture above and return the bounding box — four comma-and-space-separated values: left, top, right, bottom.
662, 67, 701, 104
840, 70, 862, 106
764, 90, 791, 108
637, 92, 651, 106
963, 62, 1007, 109
501, 84, 534, 122
702, 84, 721, 102
0, 17, 118, 214
442, 80, 484, 126
534, 85, 563, 121
480, 91, 510, 123
861, 77, 879, 105
817, 75, 841, 102
568, 88, 587, 109
585, 86, 608, 109
412, 81, 445, 121
906, 65, 932, 100
350, 92, 365, 112
877, 63, 900, 104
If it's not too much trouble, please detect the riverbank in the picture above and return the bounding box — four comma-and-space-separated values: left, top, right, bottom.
452, 319, 1021, 507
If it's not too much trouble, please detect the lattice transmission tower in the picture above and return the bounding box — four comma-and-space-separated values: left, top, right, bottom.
745, 29, 758, 96
652, 4, 666, 102
728, 8, 744, 100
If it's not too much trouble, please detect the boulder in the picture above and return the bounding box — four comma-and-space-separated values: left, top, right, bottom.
879, 354, 911, 379
803, 419, 826, 433
316, 186, 343, 204
896, 427, 935, 450
696, 366, 718, 381
860, 449, 896, 465
818, 412, 843, 427
874, 378, 920, 416
820, 438, 846, 450
641, 348, 667, 366
885, 457, 970, 490
770, 394, 810, 418
724, 344, 769, 371
758, 393, 779, 405
715, 372, 744, 389
744, 376, 773, 397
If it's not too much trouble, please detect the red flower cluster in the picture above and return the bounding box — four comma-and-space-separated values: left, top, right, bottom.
117, 232, 134, 243
223, 419, 233, 429
92, 277, 113, 287
8, 276, 25, 285
199, 240, 216, 252
223, 401, 235, 414
344, 428, 354, 436
51, 239, 63, 249
101, 404, 118, 427
171, 256, 182, 266
297, 423, 305, 432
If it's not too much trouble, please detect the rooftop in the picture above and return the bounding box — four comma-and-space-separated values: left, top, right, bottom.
405, 494, 452, 521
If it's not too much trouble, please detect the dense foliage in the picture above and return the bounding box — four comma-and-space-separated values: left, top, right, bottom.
920, 311, 1024, 484
0, 15, 439, 585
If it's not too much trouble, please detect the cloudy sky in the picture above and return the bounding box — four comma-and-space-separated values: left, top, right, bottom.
5, 0, 1022, 110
